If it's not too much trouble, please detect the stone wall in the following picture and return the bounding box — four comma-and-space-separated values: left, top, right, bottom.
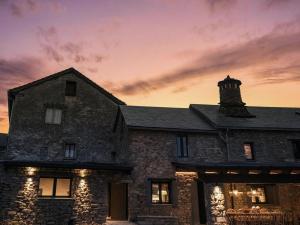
0, 166, 130, 225
7, 72, 119, 162
227, 130, 300, 162
126, 129, 222, 225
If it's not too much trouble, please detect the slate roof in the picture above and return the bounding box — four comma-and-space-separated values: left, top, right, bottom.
191, 104, 300, 130
0, 133, 8, 147
8, 67, 125, 119
120, 105, 215, 132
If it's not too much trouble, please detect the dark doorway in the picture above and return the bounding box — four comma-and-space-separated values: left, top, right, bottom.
108, 183, 128, 220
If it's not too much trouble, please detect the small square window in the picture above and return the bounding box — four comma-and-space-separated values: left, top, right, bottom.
176, 135, 188, 158
45, 108, 62, 125
38, 177, 71, 197
65, 81, 77, 96
65, 144, 76, 159
244, 143, 254, 160
292, 140, 300, 160
151, 181, 171, 204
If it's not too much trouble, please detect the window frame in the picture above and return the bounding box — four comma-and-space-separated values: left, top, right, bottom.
176, 135, 189, 158
151, 180, 172, 204
38, 177, 72, 198
64, 143, 76, 160
243, 142, 255, 160
292, 140, 300, 160
65, 81, 77, 97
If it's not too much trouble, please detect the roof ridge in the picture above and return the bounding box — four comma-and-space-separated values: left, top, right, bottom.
191, 103, 300, 110
121, 105, 189, 110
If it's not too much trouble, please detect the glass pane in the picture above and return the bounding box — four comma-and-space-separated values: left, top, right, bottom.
56, 179, 71, 197
39, 178, 54, 196
69, 149, 74, 158
53, 109, 62, 124
182, 137, 188, 157
152, 183, 160, 203
65, 149, 70, 158
45, 108, 53, 124
250, 187, 267, 203
244, 144, 253, 159
161, 183, 170, 203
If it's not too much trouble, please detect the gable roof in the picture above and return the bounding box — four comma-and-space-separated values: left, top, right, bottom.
8, 67, 125, 118
191, 104, 300, 131
0, 133, 8, 147
120, 105, 215, 132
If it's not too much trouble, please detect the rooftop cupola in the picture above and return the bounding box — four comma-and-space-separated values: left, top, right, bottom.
218, 75, 255, 118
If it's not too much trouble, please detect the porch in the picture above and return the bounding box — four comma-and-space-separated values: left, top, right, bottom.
173, 161, 300, 225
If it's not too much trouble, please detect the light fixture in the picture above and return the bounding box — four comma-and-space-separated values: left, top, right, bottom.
269, 170, 282, 175
229, 189, 243, 196
26, 167, 37, 176
175, 171, 197, 175
205, 171, 218, 174
248, 170, 261, 175
79, 169, 88, 177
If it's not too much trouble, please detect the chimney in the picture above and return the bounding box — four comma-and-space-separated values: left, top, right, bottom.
218, 75, 255, 118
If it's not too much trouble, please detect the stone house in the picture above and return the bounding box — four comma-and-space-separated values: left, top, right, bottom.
0, 68, 299, 225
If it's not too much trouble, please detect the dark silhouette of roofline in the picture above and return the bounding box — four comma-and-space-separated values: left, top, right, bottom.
7, 67, 125, 120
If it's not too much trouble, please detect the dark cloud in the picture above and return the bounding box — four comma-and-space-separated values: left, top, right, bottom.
205, 0, 237, 11
113, 21, 300, 95
0, 57, 44, 105
36, 26, 104, 65
264, 0, 292, 8
1, 0, 64, 18
4, 0, 38, 17
256, 64, 300, 85
40, 44, 64, 63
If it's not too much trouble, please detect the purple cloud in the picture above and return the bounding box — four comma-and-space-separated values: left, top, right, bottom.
113, 20, 300, 95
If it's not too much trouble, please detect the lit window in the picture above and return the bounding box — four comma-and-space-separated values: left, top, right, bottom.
292, 140, 300, 160
65, 81, 77, 96
176, 135, 188, 158
38, 177, 71, 197
65, 144, 76, 159
45, 108, 62, 124
244, 143, 254, 160
249, 186, 267, 204
151, 181, 171, 204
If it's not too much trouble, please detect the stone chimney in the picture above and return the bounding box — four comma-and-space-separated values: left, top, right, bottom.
218, 75, 255, 117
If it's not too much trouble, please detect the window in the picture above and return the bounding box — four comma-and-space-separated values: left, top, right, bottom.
151, 181, 171, 204
65, 144, 76, 159
45, 108, 62, 124
249, 186, 267, 203
65, 81, 77, 96
292, 140, 300, 160
38, 177, 71, 197
247, 184, 278, 205
244, 143, 254, 160
176, 135, 188, 157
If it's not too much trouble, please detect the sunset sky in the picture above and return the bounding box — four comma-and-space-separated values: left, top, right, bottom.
1, 0, 300, 133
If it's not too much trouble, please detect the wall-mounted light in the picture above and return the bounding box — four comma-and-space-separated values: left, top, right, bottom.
79, 169, 88, 177
26, 167, 37, 176
175, 171, 197, 175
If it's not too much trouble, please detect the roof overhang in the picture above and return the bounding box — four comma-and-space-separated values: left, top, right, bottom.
1, 160, 133, 173
173, 162, 300, 183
